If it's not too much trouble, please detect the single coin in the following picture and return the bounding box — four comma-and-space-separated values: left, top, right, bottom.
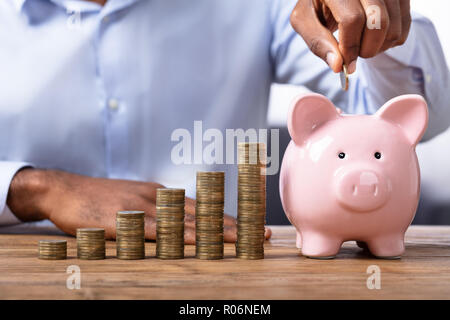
340, 64, 349, 91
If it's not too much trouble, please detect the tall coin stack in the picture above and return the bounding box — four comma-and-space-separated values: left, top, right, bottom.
77, 228, 106, 260
38, 240, 67, 260
116, 211, 145, 260
196, 171, 225, 260
236, 142, 266, 259
156, 188, 185, 259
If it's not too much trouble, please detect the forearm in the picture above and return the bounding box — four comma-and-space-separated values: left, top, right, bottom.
6, 168, 50, 222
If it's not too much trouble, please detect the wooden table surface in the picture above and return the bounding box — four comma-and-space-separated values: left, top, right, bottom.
0, 225, 449, 300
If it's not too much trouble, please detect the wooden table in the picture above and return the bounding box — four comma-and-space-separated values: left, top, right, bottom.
0, 225, 449, 299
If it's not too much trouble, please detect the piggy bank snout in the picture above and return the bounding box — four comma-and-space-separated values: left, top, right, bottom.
335, 169, 390, 212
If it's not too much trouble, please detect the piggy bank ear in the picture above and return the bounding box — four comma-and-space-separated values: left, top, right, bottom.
287, 93, 339, 146
376, 94, 429, 146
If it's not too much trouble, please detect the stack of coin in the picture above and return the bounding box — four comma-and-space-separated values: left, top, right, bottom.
196, 171, 225, 260
156, 188, 185, 259
38, 240, 67, 260
116, 211, 145, 260
236, 142, 266, 259
76, 228, 105, 260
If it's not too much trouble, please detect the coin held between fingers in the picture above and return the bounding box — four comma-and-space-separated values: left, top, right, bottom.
340, 64, 349, 91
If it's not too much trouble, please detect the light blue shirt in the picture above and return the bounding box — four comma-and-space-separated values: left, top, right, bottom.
1, 0, 449, 224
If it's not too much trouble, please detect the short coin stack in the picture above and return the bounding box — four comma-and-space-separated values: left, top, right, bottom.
156, 188, 185, 259
38, 240, 67, 260
196, 171, 225, 260
116, 211, 145, 260
236, 142, 266, 259
76, 228, 105, 260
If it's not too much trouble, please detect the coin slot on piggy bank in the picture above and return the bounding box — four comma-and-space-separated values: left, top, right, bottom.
279, 93, 428, 259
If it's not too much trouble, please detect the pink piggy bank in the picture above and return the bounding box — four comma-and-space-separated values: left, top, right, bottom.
280, 93, 428, 259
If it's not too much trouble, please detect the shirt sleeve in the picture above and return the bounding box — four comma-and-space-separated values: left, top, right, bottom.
271, 1, 450, 140
0, 161, 32, 226
354, 12, 450, 141
269, 0, 347, 107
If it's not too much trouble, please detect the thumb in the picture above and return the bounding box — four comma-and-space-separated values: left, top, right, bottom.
290, 1, 343, 73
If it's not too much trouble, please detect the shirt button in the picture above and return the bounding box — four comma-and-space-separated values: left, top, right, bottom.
425, 74, 432, 83
102, 16, 109, 23
108, 98, 119, 110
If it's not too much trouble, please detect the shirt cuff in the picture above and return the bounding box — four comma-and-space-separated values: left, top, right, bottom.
0, 161, 32, 226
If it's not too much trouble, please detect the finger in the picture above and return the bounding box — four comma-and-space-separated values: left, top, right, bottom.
185, 197, 196, 216
224, 213, 236, 228
290, 0, 343, 72
359, 0, 390, 58
184, 213, 234, 231
184, 197, 196, 229
144, 203, 157, 217
184, 226, 196, 245
396, 0, 411, 46
147, 182, 165, 201
144, 215, 157, 240
326, 0, 366, 73
104, 219, 118, 240
265, 226, 272, 240
184, 213, 196, 229
224, 225, 237, 243
379, 0, 402, 52
186, 196, 236, 228
184, 211, 233, 232
146, 213, 196, 245
133, 181, 163, 202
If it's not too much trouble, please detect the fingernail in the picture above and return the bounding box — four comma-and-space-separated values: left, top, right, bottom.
348, 60, 357, 74
326, 52, 337, 70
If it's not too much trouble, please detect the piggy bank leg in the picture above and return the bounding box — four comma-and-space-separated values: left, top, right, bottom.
296, 231, 302, 249
301, 232, 341, 259
366, 235, 405, 259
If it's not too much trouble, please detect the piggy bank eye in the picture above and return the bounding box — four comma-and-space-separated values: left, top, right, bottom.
338, 152, 346, 159
374, 152, 382, 159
